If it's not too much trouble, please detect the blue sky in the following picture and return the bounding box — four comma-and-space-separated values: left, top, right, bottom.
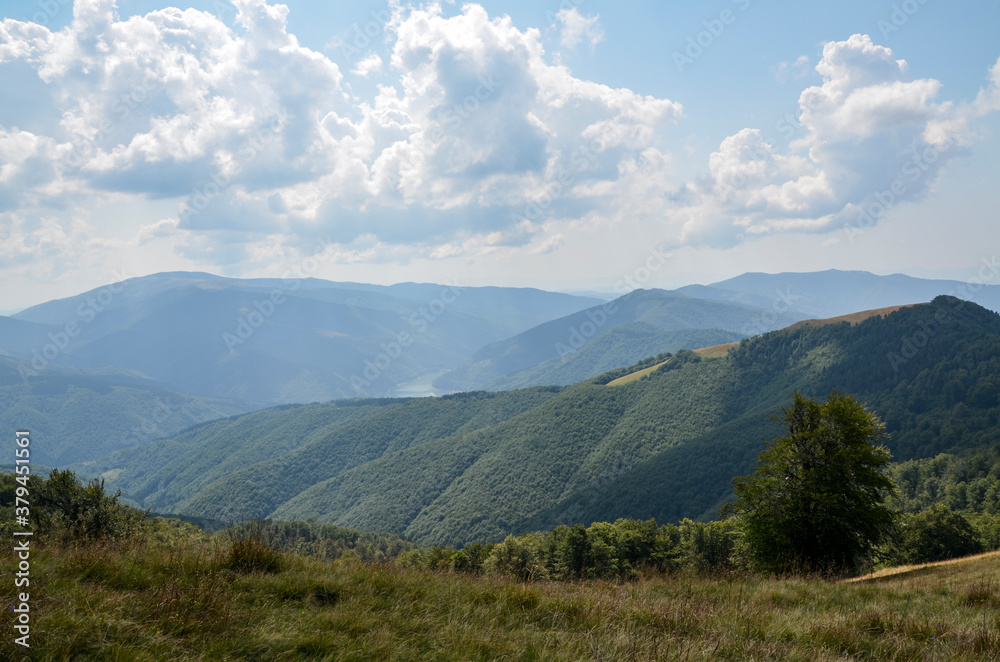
1, 0, 999, 309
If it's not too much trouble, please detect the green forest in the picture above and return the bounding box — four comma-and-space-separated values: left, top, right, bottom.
71, 296, 1000, 547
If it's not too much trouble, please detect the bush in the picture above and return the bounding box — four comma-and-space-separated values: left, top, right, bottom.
26, 470, 147, 543
893, 505, 983, 564
222, 522, 284, 574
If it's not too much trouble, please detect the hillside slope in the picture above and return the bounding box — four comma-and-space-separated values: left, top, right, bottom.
434, 289, 802, 392
81, 296, 1000, 545
0, 356, 256, 465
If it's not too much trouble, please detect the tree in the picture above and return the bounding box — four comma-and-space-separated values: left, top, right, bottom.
33, 469, 147, 542
893, 505, 983, 564
731, 391, 898, 575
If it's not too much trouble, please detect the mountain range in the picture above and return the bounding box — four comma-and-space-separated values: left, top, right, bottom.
73, 295, 1000, 546
5, 268, 1000, 467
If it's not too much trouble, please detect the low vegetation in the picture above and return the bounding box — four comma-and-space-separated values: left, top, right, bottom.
4, 459, 1000, 659
3, 516, 999, 659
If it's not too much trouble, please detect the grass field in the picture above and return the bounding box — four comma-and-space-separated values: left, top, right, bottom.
6, 534, 999, 661
692, 342, 739, 359
784, 304, 919, 332
606, 360, 671, 386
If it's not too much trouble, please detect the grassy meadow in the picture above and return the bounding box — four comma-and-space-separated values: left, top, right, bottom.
4, 528, 999, 661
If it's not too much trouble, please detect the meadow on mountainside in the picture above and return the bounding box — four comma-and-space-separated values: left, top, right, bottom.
2, 466, 999, 661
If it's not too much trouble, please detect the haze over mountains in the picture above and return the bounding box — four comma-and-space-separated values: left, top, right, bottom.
3, 268, 1000, 469
7, 272, 601, 403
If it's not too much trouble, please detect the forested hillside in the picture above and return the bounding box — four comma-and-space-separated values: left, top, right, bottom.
0, 356, 255, 465
434, 289, 801, 392
78, 296, 1000, 546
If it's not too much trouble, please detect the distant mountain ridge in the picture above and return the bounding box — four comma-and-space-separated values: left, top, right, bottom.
5, 272, 602, 403
433, 289, 802, 391
685, 269, 1000, 319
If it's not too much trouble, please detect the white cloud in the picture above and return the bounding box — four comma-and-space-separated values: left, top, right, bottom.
352, 51, 383, 77
556, 8, 604, 50
2, 4, 995, 295
773, 54, 810, 83
0, 2, 682, 280
668, 34, 997, 248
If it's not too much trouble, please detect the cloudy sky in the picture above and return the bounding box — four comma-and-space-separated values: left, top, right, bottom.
2, 0, 999, 310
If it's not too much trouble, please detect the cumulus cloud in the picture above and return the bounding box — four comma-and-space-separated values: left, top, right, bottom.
556, 8, 604, 50
352, 52, 383, 77
0, 1, 682, 272
2, 4, 995, 288
669, 34, 996, 248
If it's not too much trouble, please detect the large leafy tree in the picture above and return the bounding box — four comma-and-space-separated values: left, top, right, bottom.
731, 391, 898, 575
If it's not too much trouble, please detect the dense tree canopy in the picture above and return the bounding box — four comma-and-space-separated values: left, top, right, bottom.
731, 392, 898, 575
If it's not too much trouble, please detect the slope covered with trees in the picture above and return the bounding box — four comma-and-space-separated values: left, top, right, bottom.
434, 289, 801, 392
0, 356, 256, 465
78, 296, 1000, 546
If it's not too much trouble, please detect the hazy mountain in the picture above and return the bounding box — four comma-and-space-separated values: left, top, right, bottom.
78, 296, 1000, 546
485, 324, 743, 390
6, 272, 600, 402
434, 289, 803, 392
0, 315, 63, 356
0, 356, 255, 465
685, 269, 1000, 319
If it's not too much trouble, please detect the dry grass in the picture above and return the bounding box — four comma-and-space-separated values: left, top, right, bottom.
784, 303, 922, 332
843, 550, 1000, 583
606, 360, 671, 386
693, 342, 739, 359
5, 538, 1000, 660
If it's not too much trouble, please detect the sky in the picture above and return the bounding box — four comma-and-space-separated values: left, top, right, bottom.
1, 0, 999, 310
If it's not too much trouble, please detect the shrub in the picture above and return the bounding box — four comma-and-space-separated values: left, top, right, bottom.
28, 470, 147, 543
222, 522, 284, 574
893, 505, 983, 564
